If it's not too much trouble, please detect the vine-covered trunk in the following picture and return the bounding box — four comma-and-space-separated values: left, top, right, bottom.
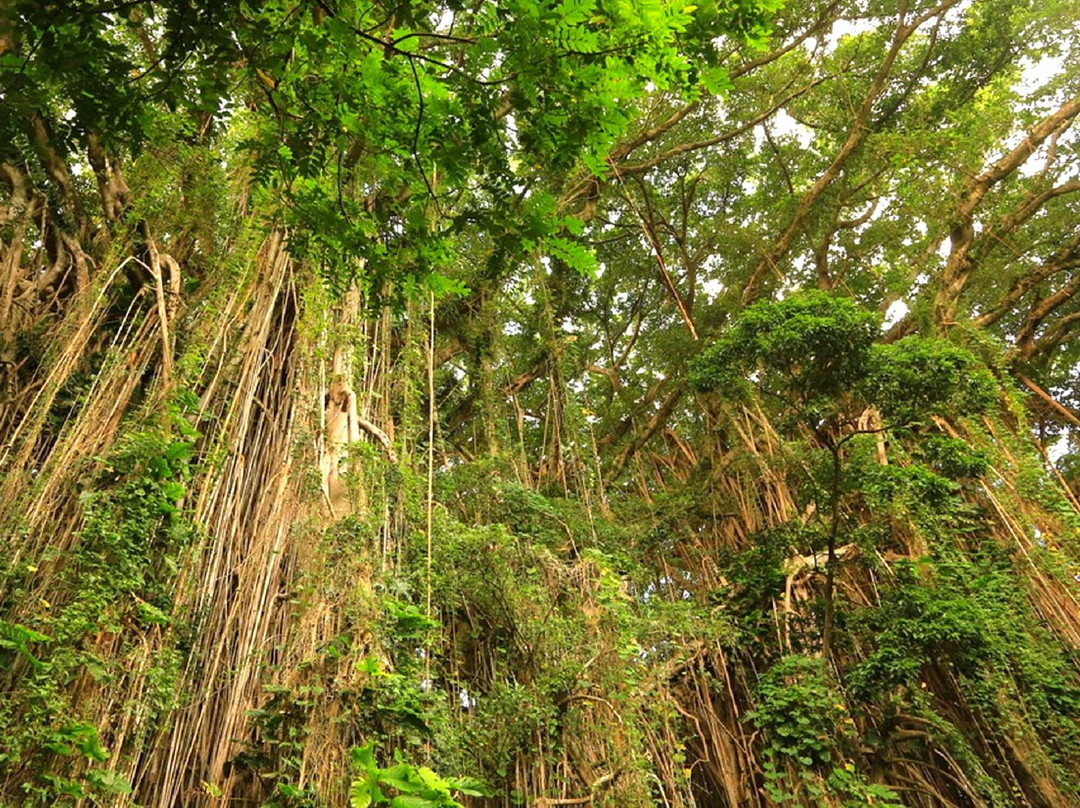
4, 0, 1080, 806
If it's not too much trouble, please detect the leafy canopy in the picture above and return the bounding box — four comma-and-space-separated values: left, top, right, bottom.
691, 291, 998, 428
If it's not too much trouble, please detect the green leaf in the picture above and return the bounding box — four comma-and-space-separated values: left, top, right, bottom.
390, 796, 441, 808
352, 744, 377, 772
547, 236, 599, 276
445, 777, 489, 797
379, 764, 422, 793
161, 481, 186, 500
136, 601, 170, 626
350, 779, 373, 808
85, 769, 133, 795
698, 64, 733, 94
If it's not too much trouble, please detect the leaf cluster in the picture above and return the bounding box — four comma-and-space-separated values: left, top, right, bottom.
349, 743, 487, 808
691, 291, 999, 431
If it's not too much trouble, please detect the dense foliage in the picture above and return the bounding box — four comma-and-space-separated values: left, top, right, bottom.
2, 0, 1080, 806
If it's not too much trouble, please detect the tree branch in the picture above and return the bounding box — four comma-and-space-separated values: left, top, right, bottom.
933, 93, 1080, 324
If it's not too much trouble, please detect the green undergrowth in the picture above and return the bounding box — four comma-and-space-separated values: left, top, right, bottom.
0, 396, 200, 805
264, 420, 1080, 806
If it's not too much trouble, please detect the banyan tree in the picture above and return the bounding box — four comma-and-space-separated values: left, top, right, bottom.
2, 0, 1080, 805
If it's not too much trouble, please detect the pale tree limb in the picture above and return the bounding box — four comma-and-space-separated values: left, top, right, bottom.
932, 93, 1080, 325
975, 233, 1080, 329
1015, 373, 1080, 429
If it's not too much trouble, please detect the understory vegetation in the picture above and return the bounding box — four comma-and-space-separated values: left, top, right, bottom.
2, 0, 1080, 806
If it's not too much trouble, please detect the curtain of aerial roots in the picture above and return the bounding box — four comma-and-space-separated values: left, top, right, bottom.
664, 403, 796, 808
140, 235, 402, 805
0, 228, 187, 796
0, 226, 398, 805
5, 238, 1080, 808
131, 231, 302, 806
662, 403, 1080, 808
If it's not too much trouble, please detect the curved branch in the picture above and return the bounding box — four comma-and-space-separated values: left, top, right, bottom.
933, 93, 1080, 324
742, 0, 966, 304
604, 381, 686, 483
1013, 272, 1080, 357
975, 238, 1080, 329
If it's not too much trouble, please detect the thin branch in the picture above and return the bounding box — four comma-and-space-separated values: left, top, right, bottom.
614, 173, 698, 340
1015, 373, 1080, 429
408, 57, 441, 212
933, 93, 1080, 324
